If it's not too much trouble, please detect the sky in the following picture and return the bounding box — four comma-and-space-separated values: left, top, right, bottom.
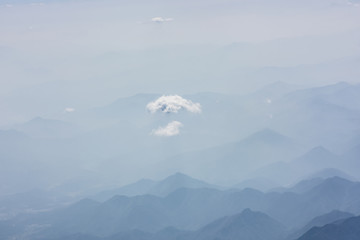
1, 0, 360, 125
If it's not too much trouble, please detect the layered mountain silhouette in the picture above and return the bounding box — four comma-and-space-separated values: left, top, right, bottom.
31, 209, 286, 240
157, 129, 304, 184
6, 176, 360, 239
287, 210, 354, 240
298, 215, 360, 240
93, 172, 217, 201
190, 209, 286, 240
249, 146, 344, 184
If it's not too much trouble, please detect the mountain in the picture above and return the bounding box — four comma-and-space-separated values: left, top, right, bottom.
298, 215, 360, 240
283, 82, 351, 103
292, 146, 340, 169
34, 209, 286, 240
91, 93, 158, 119
156, 129, 304, 185
234, 178, 280, 192
303, 177, 360, 214
285, 178, 325, 194
247, 81, 305, 101
322, 83, 360, 111
93, 179, 156, 201
268, 82, 360, 152
287, 210, 354, 240
13, 117, 81, 139
6, 176, 360, 239
305, 168, 355, 181
342, 144, 360, 178
248, 146, 341, 185
192, 208, 286, 240
93, 172, 216, 201
149, 172, 217, 197
274, 168, 355, 194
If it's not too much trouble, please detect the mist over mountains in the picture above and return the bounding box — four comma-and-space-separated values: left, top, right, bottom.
1, 80, 360, 239
1, 0, 360, 239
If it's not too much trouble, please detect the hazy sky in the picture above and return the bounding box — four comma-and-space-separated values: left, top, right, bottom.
1, 0, 360, 125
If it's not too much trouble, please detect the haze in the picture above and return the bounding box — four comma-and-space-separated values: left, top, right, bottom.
1, 1, 360, 239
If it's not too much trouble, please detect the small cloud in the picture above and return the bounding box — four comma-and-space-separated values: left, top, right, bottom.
30, 2, 45, 6
64, 107, 75, 113
151, 121, 183, 137
147, 95, 201, 114
5, 4, 13, 7
266, 98, 272, 104
151, 17, 174, 23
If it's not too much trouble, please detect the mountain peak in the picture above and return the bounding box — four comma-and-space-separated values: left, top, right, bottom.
294, 146, 339, 167
307, 176, 354, 195
243, 128, 291, 144
197, 208, 286, 240
150, 172, 214, 196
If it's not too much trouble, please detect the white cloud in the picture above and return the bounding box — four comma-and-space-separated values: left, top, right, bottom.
64, 107, 75, 113
151, 121, 183, 137
151, 17, 174, 23
147, 95, 201, 114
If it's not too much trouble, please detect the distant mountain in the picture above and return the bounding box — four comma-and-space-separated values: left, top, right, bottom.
93, 172, 216, 201
298, 215, 360, 240
285, 178, 325, 194
248, 146, 341, 184
38, 209, 286, 240
157, 129, 304, 185
92, 93, 158, 119
292, 146, 340, 170
234, 178, 280, 192
192, 208, 286, 240
94, 179, 156, 201
14, 117, 81, 139
269, 82, 360, 152
6, 176, 360, 239
283, 82, 351, 103
303, 177, 360, 214
149, 172, 217, 197
305, 168, 355, 181
272, 168, 355, 194
287, 210, 354, 240
322, 83, 360, 111
342, 144, 360, 178
248, 81, 305, 101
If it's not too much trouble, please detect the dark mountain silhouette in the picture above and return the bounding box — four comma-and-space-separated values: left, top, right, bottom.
287, 210, 354, 240
37, 209, 286, 240
3, 176, 360, 239
298, 215, 360, 240
192, 208, 286, 240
